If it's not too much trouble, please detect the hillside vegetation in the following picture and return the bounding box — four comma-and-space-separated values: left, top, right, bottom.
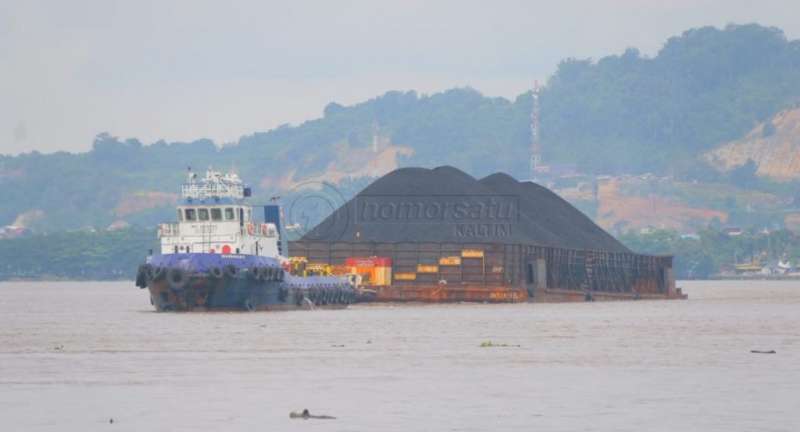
543, 24, 800, 173
0, 228, 157, 280
1, 24, 799, 231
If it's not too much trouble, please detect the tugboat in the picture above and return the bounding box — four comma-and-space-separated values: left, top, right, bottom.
135, 168, 355, 311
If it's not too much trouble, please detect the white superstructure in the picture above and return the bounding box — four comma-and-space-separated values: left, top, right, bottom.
158, 168, 279, 256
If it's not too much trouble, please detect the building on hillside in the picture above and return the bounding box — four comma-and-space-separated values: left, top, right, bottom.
723, 227, 744, 237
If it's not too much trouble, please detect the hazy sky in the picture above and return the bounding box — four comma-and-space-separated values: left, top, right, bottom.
1, 0, 798, 155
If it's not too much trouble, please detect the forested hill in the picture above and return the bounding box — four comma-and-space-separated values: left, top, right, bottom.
1, 23, 799, 232
542, 23, 800, 173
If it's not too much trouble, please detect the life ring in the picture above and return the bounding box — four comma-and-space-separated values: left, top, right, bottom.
246, 223, 255, 235
209, 266, 224, 279
166, 268, 187, 291
223, 265, 238, 279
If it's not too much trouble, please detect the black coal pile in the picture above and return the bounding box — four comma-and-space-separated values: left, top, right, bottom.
302, 166, 628, 253
478, 172, 628, 252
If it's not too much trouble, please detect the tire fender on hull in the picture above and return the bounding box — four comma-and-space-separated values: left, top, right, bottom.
166, 267, 188, 291
248, 267, 260, 281
135, 264, 150, 288
223, 265, 238, 279
209, 266, 224, 279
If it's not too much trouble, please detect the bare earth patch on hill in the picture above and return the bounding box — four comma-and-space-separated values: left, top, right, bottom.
705, 108, 800, 181
11, 210, 44, 228
597, 178, 728, 232
260, 135, 414, 191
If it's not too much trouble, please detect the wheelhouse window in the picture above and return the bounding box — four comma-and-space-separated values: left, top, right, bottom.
185, 208, 197, 221
225, 208, 235, 220
211, 208, 222, 221
198, 208, 210, 221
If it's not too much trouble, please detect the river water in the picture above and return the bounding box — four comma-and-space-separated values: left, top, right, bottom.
0, 280, 797, 431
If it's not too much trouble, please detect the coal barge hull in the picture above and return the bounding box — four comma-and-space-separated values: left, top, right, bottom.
290, 166, 687, 303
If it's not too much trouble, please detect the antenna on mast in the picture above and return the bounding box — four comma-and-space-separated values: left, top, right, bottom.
530, 80, 542, 180
371, 121, 379, 153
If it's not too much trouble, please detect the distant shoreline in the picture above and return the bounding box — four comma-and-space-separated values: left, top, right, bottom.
708, 275, 800, 280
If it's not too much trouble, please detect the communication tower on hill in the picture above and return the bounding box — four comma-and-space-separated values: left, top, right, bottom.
530, 80, 545, 180
371, 121, 379, 153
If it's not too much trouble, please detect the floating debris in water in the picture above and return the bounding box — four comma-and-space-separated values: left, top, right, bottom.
480, 341, 520, 348
290, 409, 336, 420
750, 350, 776, 354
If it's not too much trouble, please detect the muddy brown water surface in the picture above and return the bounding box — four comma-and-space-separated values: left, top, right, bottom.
0, 280, 798, 431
